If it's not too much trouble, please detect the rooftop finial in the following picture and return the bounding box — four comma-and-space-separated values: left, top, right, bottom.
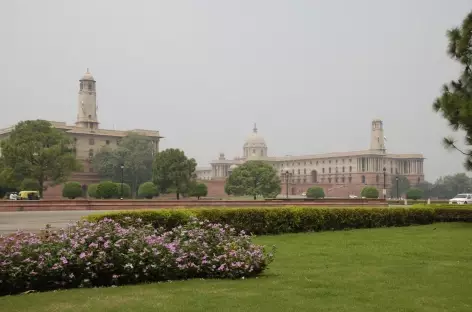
253, 123, 257, 133
86, 68, 90, 73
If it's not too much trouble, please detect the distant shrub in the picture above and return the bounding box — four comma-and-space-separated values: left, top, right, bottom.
189, 183, 208, 199
20, 178, 40, 191
306, 187, 325, 199
406, 188, 423, 200
88, 183, 99, 198
114, 183, 131, 198
0, 218, 274, 296
96, 181, 118, 199
138, 182, 158, 199
361, 186, 379, 199
62, 182, 83, 199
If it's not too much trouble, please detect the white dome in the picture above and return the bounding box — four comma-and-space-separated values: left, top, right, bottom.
81, 69, 95, 81
229, 164, 238, 170
243, 124, 266, 147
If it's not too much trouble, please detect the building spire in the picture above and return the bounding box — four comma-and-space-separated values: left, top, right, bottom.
253, 123, 257, 133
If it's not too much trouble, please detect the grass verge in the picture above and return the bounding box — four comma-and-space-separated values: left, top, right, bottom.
1, 223, 471, 312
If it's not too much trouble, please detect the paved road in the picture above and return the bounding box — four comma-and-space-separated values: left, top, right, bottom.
0, 205, 410, 235
0, 210, 114, 234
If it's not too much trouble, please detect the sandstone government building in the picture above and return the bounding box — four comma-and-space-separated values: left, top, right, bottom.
0, 70, 162, 198
196, 121, 425, 198
0, 70, 424, 198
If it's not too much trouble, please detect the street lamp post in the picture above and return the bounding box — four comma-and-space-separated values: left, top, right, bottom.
282, 168, 292, 199
395, 176, 399, 199
120, 164, 124, 200
383, 167, 387, 199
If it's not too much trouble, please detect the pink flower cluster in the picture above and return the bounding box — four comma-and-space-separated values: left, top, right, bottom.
0, 217, 275, 296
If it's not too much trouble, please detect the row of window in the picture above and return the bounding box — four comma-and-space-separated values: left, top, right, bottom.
80, 81, 95, 91
88, 138, 111, 146
277, 158, 353, 168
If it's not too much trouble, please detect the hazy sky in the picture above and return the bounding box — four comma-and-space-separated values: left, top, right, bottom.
1, 0, 471, 181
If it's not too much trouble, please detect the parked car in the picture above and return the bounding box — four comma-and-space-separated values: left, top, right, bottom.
448, 193, 472, 205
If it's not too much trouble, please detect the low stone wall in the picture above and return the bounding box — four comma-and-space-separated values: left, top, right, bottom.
0, 198, 387, 212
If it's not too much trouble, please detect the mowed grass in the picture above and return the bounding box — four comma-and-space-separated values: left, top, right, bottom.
2, 223, 472, 312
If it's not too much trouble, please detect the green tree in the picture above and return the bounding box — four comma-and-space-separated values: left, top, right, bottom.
92, 133, 155, 197
115, 182, 131, 199
306, 186, 325, 199
189, 182, 208, 199
390, 176, 410, 198
88, 183, 99, 198
20, 178, 41, 191
406, 188, 423, 200
97, 181, 119, 199
62, 182, 83, 199
430, 173, 472, 199
432, 11, 472, 169
152, 148, 197, 199
224, 161, 281, 199
138, 182, 159, 199
361, 186, 379, 199
0, 120, 80, 196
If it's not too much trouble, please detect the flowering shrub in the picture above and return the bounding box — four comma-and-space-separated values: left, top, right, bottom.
0, 218, 274, 296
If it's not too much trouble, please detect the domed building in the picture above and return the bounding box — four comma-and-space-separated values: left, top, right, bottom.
243, 124, 267, 159
195, 120, 425, 198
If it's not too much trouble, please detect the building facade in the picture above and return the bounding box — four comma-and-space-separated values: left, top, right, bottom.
196, 120, 424, 198
0, 70, 162, 197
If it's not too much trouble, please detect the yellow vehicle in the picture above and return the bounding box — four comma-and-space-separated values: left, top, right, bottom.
18, 191, 40, 200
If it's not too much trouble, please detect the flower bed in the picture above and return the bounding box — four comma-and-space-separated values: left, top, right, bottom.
0, 218, 274, 296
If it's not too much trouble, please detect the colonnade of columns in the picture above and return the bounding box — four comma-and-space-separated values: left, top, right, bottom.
356, 157, 424, 174
211, 163, 230, 178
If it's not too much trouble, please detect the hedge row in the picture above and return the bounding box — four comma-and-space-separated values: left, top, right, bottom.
85, 206, 472, 236
86, 206, 455, 235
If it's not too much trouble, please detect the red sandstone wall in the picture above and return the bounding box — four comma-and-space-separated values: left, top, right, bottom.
0, 198, 387, 212
42, 172, 101, 199
198, 175, 415, 199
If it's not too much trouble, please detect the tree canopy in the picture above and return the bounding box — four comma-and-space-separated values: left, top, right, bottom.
390, 175, 411, 198
306, 186, 325, 199
152, 148, 197, 199
224, 161, 281, 199
406, 188, 423, 200
92, 133, 155, 196
189, 182, 208, 199
433, 11, 472, 169
0, 120, 80, 195
361, 186, 379, 199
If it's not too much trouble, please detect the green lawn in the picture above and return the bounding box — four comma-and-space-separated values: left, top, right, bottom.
2, 223, 472, 312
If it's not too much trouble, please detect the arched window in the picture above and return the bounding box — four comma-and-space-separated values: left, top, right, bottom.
329, 167, 331, 173
342, 176, 345, 183
348, 176, 352, 183
361, 175, 366, 184
311, 170, 318, 183
260, 150, 264, 156
88, 149, 94, 158
328, 177, 332, 183
417, 177, 421, 184
376, 175, 379, 183
342, 166, 345, 173
349, 166, 352, 172
335, 177, 338, 183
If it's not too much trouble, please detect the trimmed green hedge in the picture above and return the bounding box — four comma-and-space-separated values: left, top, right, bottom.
85, 206, 440, 235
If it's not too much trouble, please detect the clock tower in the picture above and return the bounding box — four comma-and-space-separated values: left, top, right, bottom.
76, 69, 99, 129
